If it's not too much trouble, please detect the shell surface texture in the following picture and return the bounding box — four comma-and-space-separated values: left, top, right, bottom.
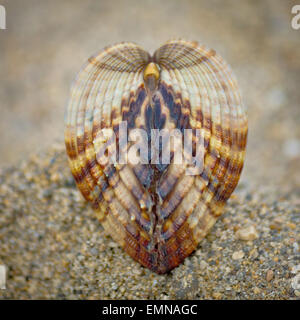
65, 40, 248, 274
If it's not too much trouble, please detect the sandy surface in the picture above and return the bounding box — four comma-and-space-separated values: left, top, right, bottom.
0, 0, 299, 299
0, 145, 299, 299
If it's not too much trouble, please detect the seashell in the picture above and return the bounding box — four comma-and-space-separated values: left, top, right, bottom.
64, 40, 248, 274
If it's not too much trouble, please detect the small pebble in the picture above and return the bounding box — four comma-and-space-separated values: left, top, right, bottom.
266, 270, 274, 282
291, 265, 300, 274
292, 242, 299, 254
200, 260, 208, 270
120, 286, 125, 293
0, 265, 6, 289
212, 292, 222, 299
287, 222, 296, 230
236, 225, 259, 241
249, 248, 259, 259
108, 241, 119, 248
253, 287, 260, 294
291, 274, 300, 290
270, 217, 284, 231
232, 250, 245, 260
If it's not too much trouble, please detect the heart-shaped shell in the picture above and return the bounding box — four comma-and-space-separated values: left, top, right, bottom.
64, 40, 247, 274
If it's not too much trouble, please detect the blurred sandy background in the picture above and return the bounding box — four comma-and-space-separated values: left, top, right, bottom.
0, 0, 299, 188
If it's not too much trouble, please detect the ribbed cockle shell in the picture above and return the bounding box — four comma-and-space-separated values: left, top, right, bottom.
64, 40, 248, 274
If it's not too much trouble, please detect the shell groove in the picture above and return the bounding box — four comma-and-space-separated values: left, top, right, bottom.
65, 40, 248, 274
